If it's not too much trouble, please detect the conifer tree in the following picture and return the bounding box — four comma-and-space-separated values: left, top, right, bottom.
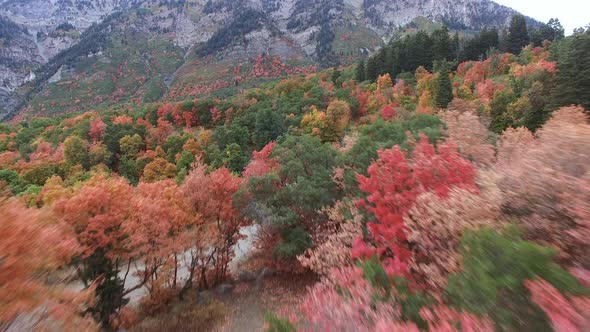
366, 56, 378, 82
435, 61, 453, 108
508, 15, 530, 54
550, 31, 590, 111
355, 59, 366, 82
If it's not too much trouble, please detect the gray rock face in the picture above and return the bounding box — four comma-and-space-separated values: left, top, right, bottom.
0, 0, 535, 117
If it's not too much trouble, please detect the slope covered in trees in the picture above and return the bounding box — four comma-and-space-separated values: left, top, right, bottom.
1, 18, 590, 331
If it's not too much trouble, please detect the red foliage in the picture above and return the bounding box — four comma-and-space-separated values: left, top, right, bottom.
53, 174, 133, 259
112, 115, 133, 125
355, 135, 477, 272
0, 198, 95, 328
353, 88, 371, 117
182, 164, 250, 284
381, 103, 397, 120
89, 118, 107, 143
526, 279, 590, 332
243, 142, 279, 178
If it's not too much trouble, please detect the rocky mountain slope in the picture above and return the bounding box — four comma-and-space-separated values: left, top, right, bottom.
0, 0, 537, 119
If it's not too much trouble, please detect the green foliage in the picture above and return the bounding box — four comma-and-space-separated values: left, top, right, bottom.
64, 136, 89, 169
222, 143, 248, 173
355, 59, 366, 82
274, 226, 312, 259
461, 28, 499, 61
446, 226, 588, 331
435, 61, 453, 108
265, 312, 297, 332
254, 108, 285, 150
104, 123, 146, 157
507, 15, 530, 55
342, 114, 442, 194
21, 164, 60, 186
550, 31, 590, 111
359, 259, 434, 329
0, 169, 28, 195
79, 250, 128, 329
163, 134, 188, 163
247, 134, 340, 257
489, 90, 518, 133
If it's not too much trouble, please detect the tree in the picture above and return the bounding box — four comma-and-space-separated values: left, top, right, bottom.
355, 59, 366, 82
245, 135, 340, 258
440, 110, 495, 165
550, 32, 590, 111
507, 15, 529, 54
182, 164, 248, 286
446, 227, 587, 331
432, 26, 452, 61
434, 61, 453, 108
243, 141, 279, 178
366, 56, 378, 82
355, 135, 476, 273
89, 118, 107, 143
64, 136, 89, 169
0, 199, 95, 329
142, 158, 177, 182
324, 99, 351, 142
254, 108, 284, 150
125, 180, 196, 294
119, 134, 143, 158
53, 173, 134, 327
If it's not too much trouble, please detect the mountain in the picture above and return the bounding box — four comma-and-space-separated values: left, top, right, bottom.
0, 0, 538, 119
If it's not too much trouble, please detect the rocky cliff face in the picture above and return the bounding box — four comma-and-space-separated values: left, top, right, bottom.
0, 0, 535, 118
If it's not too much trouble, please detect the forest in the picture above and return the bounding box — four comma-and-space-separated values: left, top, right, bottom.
1, 15, 590, 331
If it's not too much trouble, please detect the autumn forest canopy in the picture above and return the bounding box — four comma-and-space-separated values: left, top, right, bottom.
1, 14, 590, 332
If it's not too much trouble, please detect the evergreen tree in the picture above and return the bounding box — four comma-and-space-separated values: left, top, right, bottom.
331, 66, 341, 87
366, 56, 378, 82
452, 32, 460, 60
550, 31, 590, 111
508, 15, 530, 54
435, 61, 453, 108
355, 59, 366, 82
432, 26, 452, 61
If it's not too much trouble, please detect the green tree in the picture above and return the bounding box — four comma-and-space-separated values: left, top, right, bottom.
254, 108, 285, 150
64, 136, 89, 169
446, 226, 588, 331
355, 59, 366, 82
550, 31, 590, 111
222, 143, 248, 173
435, 61, 453, 108
366, 56, 378, 82
508, 15, 530, 54
245, 134, 340, 258
490, 90, 517, 133
432, 26, 452, 61
119, 134, 143, 158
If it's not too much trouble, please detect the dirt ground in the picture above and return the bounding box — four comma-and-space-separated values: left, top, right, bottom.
216, 273, 317, 332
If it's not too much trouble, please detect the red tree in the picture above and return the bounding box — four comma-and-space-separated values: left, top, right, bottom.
0, 198, 95, 329
182, 164, 250, 286
355, 135, 476, 273
243, 142, 279, 178
89, 118, 107, 143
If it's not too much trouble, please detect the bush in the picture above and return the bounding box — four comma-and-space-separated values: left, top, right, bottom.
446, 226, 588, 331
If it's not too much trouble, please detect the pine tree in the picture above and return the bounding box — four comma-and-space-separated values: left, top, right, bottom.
355, 59, 366, 82
508, 15, 530, 54
435, 61, 453, 109
550, 32, 590, 111
366, 56, 378, 82
432, 26, 452, 61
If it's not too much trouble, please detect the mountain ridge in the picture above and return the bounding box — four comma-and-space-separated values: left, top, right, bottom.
0, 0, 540, 119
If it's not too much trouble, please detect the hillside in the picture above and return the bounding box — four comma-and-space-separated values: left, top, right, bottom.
1, 27, 590, 330
0, 0, 540, 119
